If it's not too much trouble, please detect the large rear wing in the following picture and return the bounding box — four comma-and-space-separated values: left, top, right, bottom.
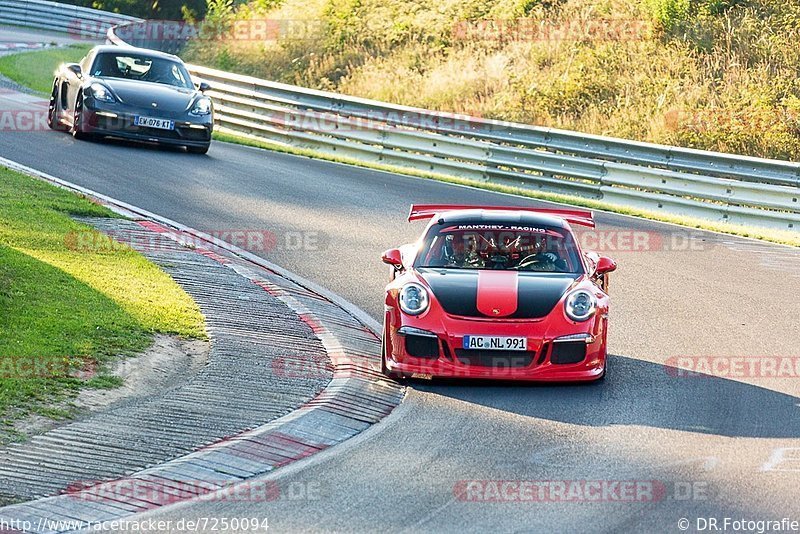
407, 204, 595, 228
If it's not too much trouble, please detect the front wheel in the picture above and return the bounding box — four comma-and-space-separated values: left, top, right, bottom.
71, 96, 90, 140
47, 81, 66, 131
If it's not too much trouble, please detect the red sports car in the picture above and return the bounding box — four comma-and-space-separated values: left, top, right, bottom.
380, 205, 617, 382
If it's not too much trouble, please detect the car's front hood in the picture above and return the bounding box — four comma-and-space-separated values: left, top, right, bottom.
417, 268, 579, 319
93, 77, 197, 112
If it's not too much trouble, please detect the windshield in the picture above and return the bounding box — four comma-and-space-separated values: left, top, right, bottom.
90, 53, 194, 89
414, 222, 584, 273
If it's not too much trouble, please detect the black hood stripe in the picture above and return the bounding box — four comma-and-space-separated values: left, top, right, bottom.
418, 268, 578, 319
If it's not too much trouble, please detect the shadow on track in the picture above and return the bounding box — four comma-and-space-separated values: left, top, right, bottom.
75, 136, 204, 155
412, 355, 800, 438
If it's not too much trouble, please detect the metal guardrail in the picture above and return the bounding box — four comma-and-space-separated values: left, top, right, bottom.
146, 61, 800, 231
0, 0, 138, 39
2, 0, 799, 231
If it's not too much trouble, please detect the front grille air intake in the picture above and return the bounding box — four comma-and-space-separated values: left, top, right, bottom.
454, 350, 534, 368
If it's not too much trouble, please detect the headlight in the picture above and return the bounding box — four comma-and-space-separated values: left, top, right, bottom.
399, 283, 429, 316
564, 289, 596, 322
190, 97, 212, 116
89, 83, 114, 103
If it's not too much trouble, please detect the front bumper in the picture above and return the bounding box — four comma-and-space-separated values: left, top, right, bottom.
385, 311, 607, 382
82, 103, 212, 148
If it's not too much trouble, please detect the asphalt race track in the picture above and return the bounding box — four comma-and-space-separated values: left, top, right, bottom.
2, 93, 800, 531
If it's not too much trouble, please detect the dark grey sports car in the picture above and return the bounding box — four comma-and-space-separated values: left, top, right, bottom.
48, 45, 213, 154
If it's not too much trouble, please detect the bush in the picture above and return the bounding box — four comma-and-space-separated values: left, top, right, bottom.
642, 0, 691, 32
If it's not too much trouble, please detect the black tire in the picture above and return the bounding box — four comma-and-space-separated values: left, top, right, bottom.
71, 94, 91, 140
47, 81, 66, 131
187, 144, 210, 154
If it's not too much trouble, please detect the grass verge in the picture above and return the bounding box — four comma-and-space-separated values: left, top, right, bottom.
0, 165, 205, 440
0, 44, 92, 95
214, 129, 800, 248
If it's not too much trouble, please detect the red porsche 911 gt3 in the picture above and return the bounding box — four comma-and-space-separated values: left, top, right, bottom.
380, 205, 617, 382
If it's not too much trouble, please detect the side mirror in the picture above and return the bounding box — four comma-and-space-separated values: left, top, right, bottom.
596, 256, 617, 275
67, 64, 82, 78
381, 248, 404, 270
198, 81, 211, 92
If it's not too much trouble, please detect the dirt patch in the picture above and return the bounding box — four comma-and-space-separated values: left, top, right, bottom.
4, 335, 210, 443
77, 335, 210, 411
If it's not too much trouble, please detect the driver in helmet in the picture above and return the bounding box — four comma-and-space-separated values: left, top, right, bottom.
517, 234, 565, 271
146, 60, 178, 85
442, 233, 485, 268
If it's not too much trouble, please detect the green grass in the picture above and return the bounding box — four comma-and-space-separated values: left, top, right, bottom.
0, 44, 92, 95
0, 166, 205, 437
214, 129, 800, 248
